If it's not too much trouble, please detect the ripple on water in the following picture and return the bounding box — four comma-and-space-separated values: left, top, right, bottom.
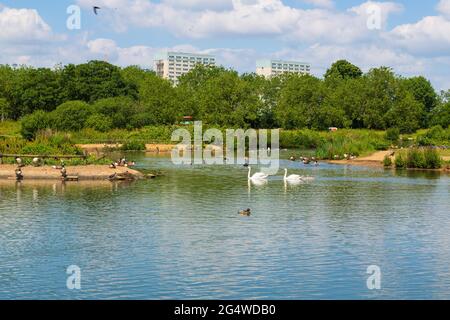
0, 155, 449, 299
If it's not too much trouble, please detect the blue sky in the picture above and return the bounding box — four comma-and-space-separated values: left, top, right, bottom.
1, 0, 449, 90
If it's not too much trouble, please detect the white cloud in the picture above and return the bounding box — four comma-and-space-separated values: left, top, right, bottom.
349, 1, 403, 26
437, 0, 450, 17
74, 0, 402, 43
162, 0, 233, 11
387, 16, 450, 55
302, 0, 334, 9
0, 7, 54, 43
1, 1, 450, 91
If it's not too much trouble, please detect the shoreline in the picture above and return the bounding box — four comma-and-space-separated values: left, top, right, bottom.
74, 145, 450, 172
0, 165, 144, 181
326, 150, 449, 172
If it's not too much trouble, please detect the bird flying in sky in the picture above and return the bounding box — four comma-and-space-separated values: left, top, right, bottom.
93, 6, 101, 15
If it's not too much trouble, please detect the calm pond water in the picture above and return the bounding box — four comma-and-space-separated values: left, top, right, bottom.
0, 152, 449, 300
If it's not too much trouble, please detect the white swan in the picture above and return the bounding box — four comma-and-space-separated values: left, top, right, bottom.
248, 167, 268, 181
249, 178, 268, 186
284, 168, 303, 183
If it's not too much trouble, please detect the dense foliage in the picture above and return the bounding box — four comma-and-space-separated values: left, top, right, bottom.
0, 60, 448, 140
394, 148, 443, 169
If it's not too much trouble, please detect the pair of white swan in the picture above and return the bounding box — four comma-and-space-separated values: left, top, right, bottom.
247, 167, 313, 183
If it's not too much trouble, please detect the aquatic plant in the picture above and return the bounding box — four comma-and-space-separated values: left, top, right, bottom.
407, 148, 426, 169
395, 152, 407, 169
383, 155, 393, 167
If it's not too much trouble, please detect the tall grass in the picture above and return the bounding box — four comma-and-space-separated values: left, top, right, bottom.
314, 130, 389, 159
0, 120, 21, 137
279, 129, 389, 159
395, 148, 442, 169
71, 126, 184, 144
0, 130, 110, 165
121, 140, 146, 151
417, 125, 450, 147
383, 155, 393, 167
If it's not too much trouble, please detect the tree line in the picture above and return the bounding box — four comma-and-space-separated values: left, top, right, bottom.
0, 59, 448, 140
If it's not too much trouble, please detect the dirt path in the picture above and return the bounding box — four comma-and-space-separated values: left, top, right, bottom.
327, 150, 392, 167
0, 165, 143, 180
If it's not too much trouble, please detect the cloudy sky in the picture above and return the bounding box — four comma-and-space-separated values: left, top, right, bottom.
0, 0, 449, 90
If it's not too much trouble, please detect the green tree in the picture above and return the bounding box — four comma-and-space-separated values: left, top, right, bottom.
195, 69, 259, 127
60, 61, 138, 103
430, 90, 450, 128
402, 76, 437, 127
430, 101, 450, 128
323, 77, 364, 128
241, 73, 283, 129
177, 66, 260, 127
85, 114, 113, 132
20, 110, 52, 140
51, 101, 93, 131
360, 67, 400, 130
176, 65, 230, 122
0, 98, 11, 121
121, 66, 156, 94
385, 93, 423, 133
92, 96, 138, 129
8, 67, 63, 118
275, 74, 326, 129
402, 76, 437, 113
139, 73, 178, 125
325, 60, 363, 80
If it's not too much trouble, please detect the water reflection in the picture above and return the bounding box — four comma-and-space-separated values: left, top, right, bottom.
0, 154, 449, 299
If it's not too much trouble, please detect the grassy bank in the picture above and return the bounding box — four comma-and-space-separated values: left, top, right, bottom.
68, 127, 392, 158
0, 123, 110, 165
388, 148, 446, 170
1, 121, 449, 162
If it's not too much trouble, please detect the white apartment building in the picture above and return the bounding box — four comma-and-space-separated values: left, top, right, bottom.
154, 52, 216, 84
256, 59, 311, 78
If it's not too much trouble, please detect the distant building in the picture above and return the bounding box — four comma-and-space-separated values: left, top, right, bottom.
256, 59, 311, 78
154, 52, 216, 84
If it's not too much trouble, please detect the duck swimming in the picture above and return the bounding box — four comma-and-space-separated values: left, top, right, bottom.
238, 208, 252, 216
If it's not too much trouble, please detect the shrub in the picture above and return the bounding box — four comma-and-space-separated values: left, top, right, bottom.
395, 152, 407, 169
51, 101, 93, 131
92, 96, 137, 129
20, 110, 52, 140
385, 128, 400, 143
121, 140, 146, 151
423, 148, 442, 169
417, 125, 450, 146
21, 142, 56, 155
407, 148, 426, 169
0, 136, 26, 154
129, 113, 153, 129
430, 103, 450, 128
86, 114, 113, 132
383, 155, 393, 167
